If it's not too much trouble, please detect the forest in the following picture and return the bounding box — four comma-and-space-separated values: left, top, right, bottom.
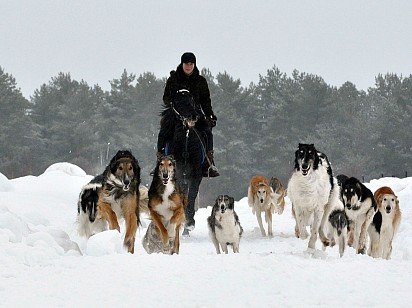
1, 66, 410, 203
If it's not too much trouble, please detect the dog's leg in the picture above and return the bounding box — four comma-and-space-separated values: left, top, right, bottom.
122, 194, 138, 253
210, 233, 221, 254
357, 208, 375, 254
295, 207, 309, 240
266, 210, 273, 237
308, 208, 324, 250
382, 242, 392, 260
338, 229, 347, 258
256, 210, 266, 237
368, 228, 380, 258
98, 200, 120, 232
150, 210, 169, 247
292, 205, 300, 238
172, 223, 181, 255
381, 231, 393, 260
318, 206, 330, 247
233, 241, 240, 253
221, 242, 228, 254
347, 222, 355, 247
170, 196, 185, 228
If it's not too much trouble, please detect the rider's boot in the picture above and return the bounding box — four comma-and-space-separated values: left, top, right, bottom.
202, 150, 220, 177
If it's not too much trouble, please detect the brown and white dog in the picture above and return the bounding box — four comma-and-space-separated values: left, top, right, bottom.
248, 175, 282, 237
368, 186, 401, 259
146, 155, 186, 254
269, 177, 287, 214
97, 150, 141, 254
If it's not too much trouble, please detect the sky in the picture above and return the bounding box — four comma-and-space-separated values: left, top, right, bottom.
1, 0, 412, 99
1, 163, 411, 306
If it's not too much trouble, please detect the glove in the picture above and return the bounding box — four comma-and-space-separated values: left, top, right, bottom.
208, 114, 217, 127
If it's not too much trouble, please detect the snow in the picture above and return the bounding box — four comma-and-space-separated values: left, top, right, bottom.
0, 172, 13, 192
43, 162, 87, 177
0, 166, 411, 307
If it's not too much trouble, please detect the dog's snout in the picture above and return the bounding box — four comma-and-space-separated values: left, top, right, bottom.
386, 206, 391, 212
162, 171, 168, 179
220, 205, 225, 211
302, 163, 308, 169
123, 179, 130, 186
346, 203, 351, 209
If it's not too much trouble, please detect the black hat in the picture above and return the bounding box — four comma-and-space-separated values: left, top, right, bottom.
181, 52, 196, 64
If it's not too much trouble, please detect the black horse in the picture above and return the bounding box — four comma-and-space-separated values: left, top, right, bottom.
160, 89, 209, 234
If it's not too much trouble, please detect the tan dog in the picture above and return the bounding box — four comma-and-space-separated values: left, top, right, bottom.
368, 186, 401, 259
248, 175, 282, 237
147, 155, 186, 254
269, 177, 286, 214
97, 150, 141, 254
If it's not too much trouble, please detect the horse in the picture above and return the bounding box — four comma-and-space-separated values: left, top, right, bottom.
160, 89, 208, 235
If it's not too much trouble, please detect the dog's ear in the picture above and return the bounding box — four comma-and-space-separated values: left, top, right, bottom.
356, 182, 362, 193
131, 158, 141, 180
229, 196, 235, 207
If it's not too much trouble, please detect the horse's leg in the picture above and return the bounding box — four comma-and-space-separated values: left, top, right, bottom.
184, 175, 202, 229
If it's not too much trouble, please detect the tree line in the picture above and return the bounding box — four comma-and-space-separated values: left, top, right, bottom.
0, 66, 410, 204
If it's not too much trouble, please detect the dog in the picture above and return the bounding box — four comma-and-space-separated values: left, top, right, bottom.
287, 143, 340, 250
323, 209, 348, 257
269, 177, 287, 214
146, 155, 186, 254
77, 174, 107, 238
341, 177, 377, 254
207, 195, 243, 254
96, 150, 141, 253
368, 186, 401, 259
248, 175, 282, 237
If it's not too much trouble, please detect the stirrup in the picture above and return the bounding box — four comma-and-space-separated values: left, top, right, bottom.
204, 165, 220, 177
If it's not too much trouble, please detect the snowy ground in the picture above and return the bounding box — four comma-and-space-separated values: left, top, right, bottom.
0, 163, 411, 307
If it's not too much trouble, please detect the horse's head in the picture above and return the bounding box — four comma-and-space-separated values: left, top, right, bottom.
172, 89, 202, 128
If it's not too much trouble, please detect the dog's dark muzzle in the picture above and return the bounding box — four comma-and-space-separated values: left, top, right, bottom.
123, 179, 131, 191
345, 203, 352, 209
386, 206, 391, 214
301, 164, 310, 176
220, 204, 226, 213
162, 171, 169, 184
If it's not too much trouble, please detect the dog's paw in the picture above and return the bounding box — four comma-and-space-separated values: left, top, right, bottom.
357, 247, 366, 255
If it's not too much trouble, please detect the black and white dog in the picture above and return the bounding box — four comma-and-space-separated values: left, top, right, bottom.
77, 174, 107, 238
341, 177, 377, 254
288, 143, 345, 252
207, 195, 243, 254
323, 209, 348, 257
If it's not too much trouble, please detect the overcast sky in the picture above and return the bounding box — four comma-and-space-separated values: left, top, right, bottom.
1, 0, 411, 98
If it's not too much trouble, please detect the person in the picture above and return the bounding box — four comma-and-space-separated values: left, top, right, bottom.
156, 52, 220, 177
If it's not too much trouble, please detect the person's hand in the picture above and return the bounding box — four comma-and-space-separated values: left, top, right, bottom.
209, 114, 217, 127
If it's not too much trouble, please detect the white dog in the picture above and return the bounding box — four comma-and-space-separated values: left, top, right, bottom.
368, 186, 401, 259
207, 195, 243, 254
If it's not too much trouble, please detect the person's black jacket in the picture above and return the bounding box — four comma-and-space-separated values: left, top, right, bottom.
163, 64, 214, 118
